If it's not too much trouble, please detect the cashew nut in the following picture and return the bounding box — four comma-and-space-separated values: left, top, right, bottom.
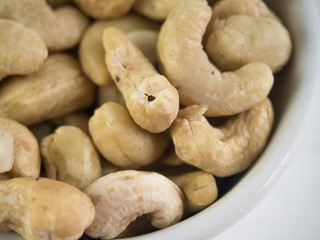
0, 0, 89, 51
84, 170, 183, 239
79, 13, 159, 86
0, 19, 48, 81
98, 83, 126, 107
89, 102, 170, 168
103, 28, 179, 133
169, 171, 218, 213
73, 0, 136, 19
170, 98, 274, 177
41, 126, 102, 190
0, 130, 14, 173
157, 0, 273, 116
133, 0, 183, 21
0, 117, 40, 178
0, 54, 95, 126
205, 0, 292, 72
0, 177, 95, 240
51, 110, 90, 134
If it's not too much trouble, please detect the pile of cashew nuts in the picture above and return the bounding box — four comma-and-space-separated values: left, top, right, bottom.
0, 0, 292, 239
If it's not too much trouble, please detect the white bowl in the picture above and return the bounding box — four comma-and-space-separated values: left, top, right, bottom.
1, 0, 320, 240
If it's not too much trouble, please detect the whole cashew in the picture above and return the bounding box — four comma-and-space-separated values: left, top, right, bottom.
0, 177, 95, 240
41, 126, 102, 190
205, 0, 292, 72
169, 171, 218, 213
170, 98, 274, 177
0, 19, 48, 81
79, 13, 159, 86
89, 102, 170, 168
0, 54, 95, 126
133, 0, 183, 21
0, 0, 89, 51
157, 0, 273, 116
73, 0, 136, 19
103, 28, 179, 133
84, 170, 183, 239
0, 117, 40, 178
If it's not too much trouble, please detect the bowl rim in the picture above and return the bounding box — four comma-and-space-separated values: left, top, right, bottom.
126, 0, 320, 239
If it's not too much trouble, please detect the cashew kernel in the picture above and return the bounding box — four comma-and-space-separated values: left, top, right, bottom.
79, 13, 159, 86
89, 102, 170, 168
41, 126, 102, 190
0, 54, 95, 126
0, 19, 48, 81
0, 177, 95, 240
103, 28, 179, 133
73, 0, 136, 19
84, 170, 183, 239
0, 117, 40, 178
0, 0, 89, 51
170, 98, 274, 177
205, 0, 292, 72
157, 0, 274, 116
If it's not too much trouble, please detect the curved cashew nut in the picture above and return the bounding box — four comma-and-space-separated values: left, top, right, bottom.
0, 177, 95, 240
169, 171, 218, 213
89, 102, 170, 168
0, 54, 95, 126
0, 117, 40, 178
205, 0, 292, 72
79, 14, 159, 86
73, 0, 136, 19
84, 170, 183, 239
41, 126, 102, 190
103, 28, 179, 133
0, 19, 48, 81
157, 0, 273, 116
170, 98, 274, 177
0, 0, 89, 51
133, 0, 183, 21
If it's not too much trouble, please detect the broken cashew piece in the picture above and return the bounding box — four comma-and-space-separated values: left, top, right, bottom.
41, 126, 102, 190
79, 13, 159, 86
89, 102, 170, 168
157, 0, 274, 116
169, 171, 218, 213
0, 0, 89, 51
85, 170, 183, 239
133, 0, 183, 21
170, 98, 274, 177
0, 54, 95, 126
0, 117, 40, 178
0, 19, 48, 81
0, 177, 95, 240
73, 0, 136, 19
205, 0, 292, 72
103, 28, 179, 133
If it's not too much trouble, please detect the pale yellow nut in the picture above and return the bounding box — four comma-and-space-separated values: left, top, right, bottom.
73, 0, 136, 19
170, 98, 274, 177
41, 126, 102, 190
169, 171, 218, 213
89, 102, 170, 169
0, 117, 40, 178
0, 0, 89, 51
51, 110, 90, 134
103, 28, 179, 133
0, 177, 95, 240
85, 170, 183, 239
157, 0, 274, 117
0, 130, 14, 173
205, 0, 292, 73
79, 13, 159, 86
0, 54, 95, 126
98, 83, 126, 107
133, 0, 183, 21
0, 19, 48, 81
